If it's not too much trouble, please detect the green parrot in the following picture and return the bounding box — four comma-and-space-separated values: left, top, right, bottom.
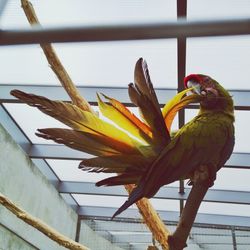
112, 73, 235, 218
10, 58, 235, 219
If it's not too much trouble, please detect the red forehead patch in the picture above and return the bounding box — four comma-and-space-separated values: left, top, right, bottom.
184, 74, 203, 88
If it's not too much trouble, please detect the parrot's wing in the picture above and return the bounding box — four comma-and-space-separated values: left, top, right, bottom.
11, 90, 142, 155
112, 113, 234, 218
97, 93, 153, 146
128, 58, 170, 150
36, 128, 121, 156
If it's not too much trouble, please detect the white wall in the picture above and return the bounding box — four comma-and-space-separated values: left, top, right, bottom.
0, 123, 125, 250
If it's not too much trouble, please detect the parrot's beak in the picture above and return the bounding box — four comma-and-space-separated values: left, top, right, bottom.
186, 81, 219, 98
186, 80, 201, 96
187, 81, 201, 94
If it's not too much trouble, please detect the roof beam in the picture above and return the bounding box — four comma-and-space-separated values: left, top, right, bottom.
1, 84, 250, 108
177, 0, 187, 213
58, 181, 250, 205
0, 18, 250, 45
78, 206, 250, 228
26, 145, 250, 169
0, 84, 176, 105
28, 144, 90, 160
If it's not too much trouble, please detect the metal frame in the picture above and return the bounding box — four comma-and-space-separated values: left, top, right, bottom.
2, 86, 250, 229
58, 182, 250, 205
1, 2, 250, 249
1, 84, 250, 108
0, 18, 250, 45
78, 206, 250, 228
83, 219, 250, 250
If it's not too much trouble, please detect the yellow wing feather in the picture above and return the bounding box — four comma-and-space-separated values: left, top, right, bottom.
11, 90, 142, 154
97, 93, 152, 144
162, 88, 201, 131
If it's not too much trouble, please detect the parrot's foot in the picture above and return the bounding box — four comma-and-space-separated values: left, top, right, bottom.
190, 165, 216, 187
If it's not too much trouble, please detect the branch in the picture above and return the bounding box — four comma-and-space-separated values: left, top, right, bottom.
125, 184, 170, 250
0, 192, 89, 250
21, 0, 95, 114
168, 166, 211, 250
21, 1, 171, 249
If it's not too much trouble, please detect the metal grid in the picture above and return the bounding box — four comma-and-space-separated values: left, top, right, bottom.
1, 1, 250, 249
81, 219, 250, 250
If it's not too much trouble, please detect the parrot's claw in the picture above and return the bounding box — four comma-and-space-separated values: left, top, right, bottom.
190, 165, 216, 187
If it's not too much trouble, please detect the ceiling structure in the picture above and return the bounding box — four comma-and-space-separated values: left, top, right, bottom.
1, 0, 250, 249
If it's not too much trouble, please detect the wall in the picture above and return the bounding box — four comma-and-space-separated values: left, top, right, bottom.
0, 123, 78, 249
0, 123, 124, 250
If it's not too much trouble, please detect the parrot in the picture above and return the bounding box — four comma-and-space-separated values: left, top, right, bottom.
10, 58, 234, 219
111, 73, 235, 218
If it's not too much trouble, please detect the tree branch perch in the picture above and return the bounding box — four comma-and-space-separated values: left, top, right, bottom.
19, 2, 213, 250
0, 192, 89, 250
20, 1, 171, 249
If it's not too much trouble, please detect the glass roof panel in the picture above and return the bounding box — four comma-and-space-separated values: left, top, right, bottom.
0, 40, 177, 87
4, 103, 67, 144
212, 168, 250, 192
198, 201, 250, 217
4, 102, 179, 145
73, 193, 180, 211
150, 198, 180, 211
1, 0, 176, 28
0, 0, 177, 87
187, 0, 250, 20
186, 36, 250, 90
47, 159, 115, 182
185, 109, 250, 153
72, 193, 128, 207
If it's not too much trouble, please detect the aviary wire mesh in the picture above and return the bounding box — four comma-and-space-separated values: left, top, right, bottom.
82, 219, 250, 250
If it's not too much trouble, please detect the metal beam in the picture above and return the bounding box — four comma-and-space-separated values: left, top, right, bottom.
28, 144, 91, 160
0, 18, 250, 45
26, 145, 250, 169
1, 84, 250, 108
177, 0, 187, 214
0, 84, 176, 105
58, 181, 250, 205
78, 206, 250, 228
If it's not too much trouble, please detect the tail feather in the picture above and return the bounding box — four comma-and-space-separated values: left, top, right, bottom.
112, 184, 145, 219
96, 174, 140, 186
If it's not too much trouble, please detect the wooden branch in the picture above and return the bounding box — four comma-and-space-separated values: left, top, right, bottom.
168, 166, 211, 250
0, 192, 89, 250
21, 0, 95, 114
125, 184, 170, 250
21, 1, 171, 249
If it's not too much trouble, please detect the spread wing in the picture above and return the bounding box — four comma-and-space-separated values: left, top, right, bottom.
128, 58, 170, 151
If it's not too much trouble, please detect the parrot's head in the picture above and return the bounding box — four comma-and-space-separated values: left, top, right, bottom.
184, 74, 234, 114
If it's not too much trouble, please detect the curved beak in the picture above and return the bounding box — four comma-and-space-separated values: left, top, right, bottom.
186, 81, 201, 95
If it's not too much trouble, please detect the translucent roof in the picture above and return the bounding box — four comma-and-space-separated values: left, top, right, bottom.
1, 1, 250, 249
